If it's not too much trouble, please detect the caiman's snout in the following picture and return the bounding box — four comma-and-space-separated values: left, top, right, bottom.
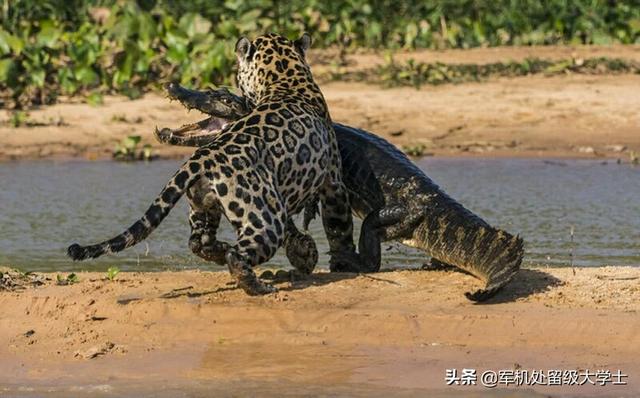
163, 82, 249, 120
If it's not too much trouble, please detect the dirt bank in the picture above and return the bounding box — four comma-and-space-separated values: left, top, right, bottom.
1, 266, 639, 397
1, 45, 640, 161
309, 44, 640, 73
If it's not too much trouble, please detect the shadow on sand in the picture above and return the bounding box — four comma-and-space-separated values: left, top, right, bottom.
156, 267, 562, 304
478, 268, 563, 304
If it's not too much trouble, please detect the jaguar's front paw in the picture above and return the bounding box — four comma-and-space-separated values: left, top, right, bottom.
189, 234, 229, 265
226, 251, 277, 296
285, 233, 318, 275
200, 241, 231, 265
238, 274, 278, 295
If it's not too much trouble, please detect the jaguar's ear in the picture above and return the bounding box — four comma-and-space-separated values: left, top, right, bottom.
235, 37, 251, 59
294, 32, 312, 56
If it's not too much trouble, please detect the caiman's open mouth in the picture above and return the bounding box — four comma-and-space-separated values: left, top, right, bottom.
155, 115, 229, 144
171, 116, 228, 137
155, 82, 250, 142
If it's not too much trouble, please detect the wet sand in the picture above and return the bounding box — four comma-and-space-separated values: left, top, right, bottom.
1, 45, 640, 161
1, 266, 639, 397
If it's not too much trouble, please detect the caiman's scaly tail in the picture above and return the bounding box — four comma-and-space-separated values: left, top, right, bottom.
67, 163, 200, 261
413, 197, 524, 302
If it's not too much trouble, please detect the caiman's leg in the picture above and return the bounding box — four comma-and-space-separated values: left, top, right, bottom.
304, 199, 422, 273
358, 204, 459, 274
355, 205, 408, 272
283, 220, 318, 275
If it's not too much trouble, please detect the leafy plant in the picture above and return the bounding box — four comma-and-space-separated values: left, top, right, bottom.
106, 266, 120, 281
113, 135, 155, 162
56, 273, 79, 285
402, 143, 427, 157
9, 111, 28, 127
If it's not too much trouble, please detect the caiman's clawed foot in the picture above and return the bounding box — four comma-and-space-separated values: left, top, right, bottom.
329, 250, 367, 273
226, 251, 277, 295
285, 232, 318, 275
465, 266, 520, 303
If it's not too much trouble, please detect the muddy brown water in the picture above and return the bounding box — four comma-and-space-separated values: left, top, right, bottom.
0, 158, 638, 272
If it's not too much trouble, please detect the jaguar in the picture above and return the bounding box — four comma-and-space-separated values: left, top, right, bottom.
67, 33, 362, 295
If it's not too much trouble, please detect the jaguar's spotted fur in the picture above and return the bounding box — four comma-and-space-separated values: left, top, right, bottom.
68, 33, 360, 295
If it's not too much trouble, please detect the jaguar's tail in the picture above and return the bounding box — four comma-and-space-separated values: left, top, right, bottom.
67, 161, 201, 261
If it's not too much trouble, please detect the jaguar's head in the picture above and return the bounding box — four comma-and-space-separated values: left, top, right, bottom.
234, 32, 313, 105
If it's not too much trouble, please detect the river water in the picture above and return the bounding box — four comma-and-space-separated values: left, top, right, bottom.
0, 158, 638, 272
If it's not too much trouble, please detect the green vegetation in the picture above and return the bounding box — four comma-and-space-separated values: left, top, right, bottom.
346, 56, 640, 88
56, 272, 79, 285
1, 1, 640, 108
1, 110, 67, 127
1, 267, 45, 290
8, 111, 28, 127
401, 143, 428, 158
111, 113, 143, 124
106, 266, 120, 281
113, 135, 154, 161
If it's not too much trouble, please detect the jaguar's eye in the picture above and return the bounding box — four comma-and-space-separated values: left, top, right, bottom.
221, 98, 230, 104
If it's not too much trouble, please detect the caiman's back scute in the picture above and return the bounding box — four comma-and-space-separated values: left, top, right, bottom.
334, 124, 523, 301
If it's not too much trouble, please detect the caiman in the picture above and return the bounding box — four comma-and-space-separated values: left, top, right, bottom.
156, 83, 524, 301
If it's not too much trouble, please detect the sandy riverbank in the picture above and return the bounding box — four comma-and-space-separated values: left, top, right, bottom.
1, 266, 639, 397
1, 45, 640, 161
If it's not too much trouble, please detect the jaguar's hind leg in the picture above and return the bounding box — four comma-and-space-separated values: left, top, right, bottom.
226, 220, 286, 295
188, 206, 230, 265
222, 177, 287, 295
186, 188, 230, 265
